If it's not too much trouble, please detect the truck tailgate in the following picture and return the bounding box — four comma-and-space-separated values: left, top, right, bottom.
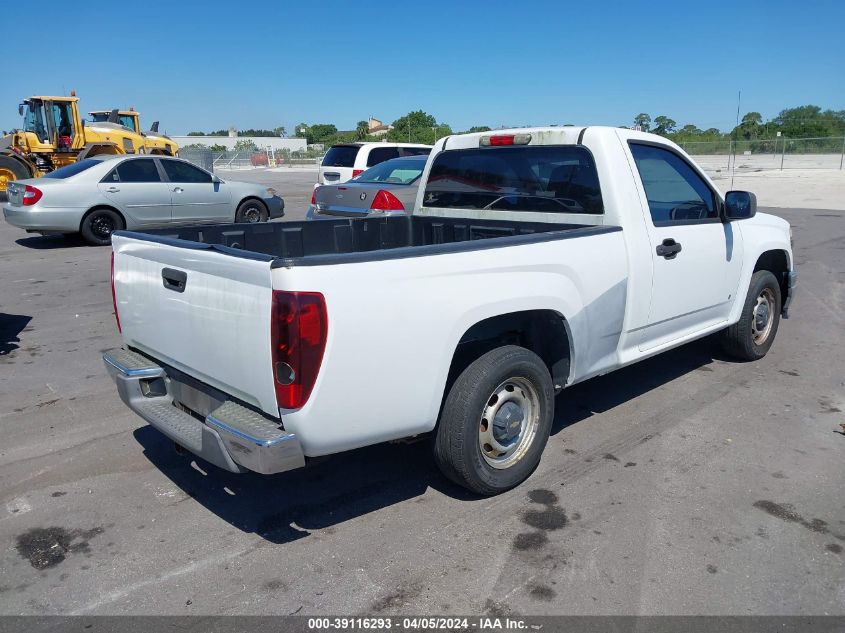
111, 234, 278, 417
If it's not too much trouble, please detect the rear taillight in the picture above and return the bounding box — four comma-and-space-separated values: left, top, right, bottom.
352, 169, 364, 178
22, 185, 42, 206
271, 291, 328, 410
110, 252, 121, 333
370, 190, 405, 213
311, 187, 318, 205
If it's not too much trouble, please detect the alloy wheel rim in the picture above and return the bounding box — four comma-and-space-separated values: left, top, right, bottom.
752, 288, 775, 345
479, 376, 540, 469
244, 207, 260, 222
91, 215, 115, 239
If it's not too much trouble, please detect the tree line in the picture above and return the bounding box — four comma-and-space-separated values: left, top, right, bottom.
633, 105, 845, 144
181, 103, 844, 155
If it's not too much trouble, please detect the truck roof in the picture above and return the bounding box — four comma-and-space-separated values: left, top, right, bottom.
27, 96, 79, 102
442, 125, 677, 148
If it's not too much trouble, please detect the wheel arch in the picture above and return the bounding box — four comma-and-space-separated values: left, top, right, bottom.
79, 205, 126, 233
0, 152, 36, 178
77, 142, 122, 160
443, 309, 574, 405
237, 195, 268, 209
753, 248, 791, 310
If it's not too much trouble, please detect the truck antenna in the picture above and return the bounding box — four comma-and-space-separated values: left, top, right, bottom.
731, 90, 741, 189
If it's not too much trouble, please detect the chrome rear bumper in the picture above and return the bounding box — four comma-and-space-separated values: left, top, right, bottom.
103, 348, 304, 475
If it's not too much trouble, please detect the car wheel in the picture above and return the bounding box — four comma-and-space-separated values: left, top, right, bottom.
81, 209, 124, 246
235, 199, 269, 223
433, 345, 554, 496
720, 270, 782, 361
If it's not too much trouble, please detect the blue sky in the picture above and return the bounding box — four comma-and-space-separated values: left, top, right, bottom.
3, 0, 843, 135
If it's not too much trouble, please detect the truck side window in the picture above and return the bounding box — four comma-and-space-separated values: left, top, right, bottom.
629, 143, 717, 224
423, 146, 603, 214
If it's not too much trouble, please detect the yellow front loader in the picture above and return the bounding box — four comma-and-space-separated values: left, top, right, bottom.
0, 93, 149, 195
88, 108, 178, 156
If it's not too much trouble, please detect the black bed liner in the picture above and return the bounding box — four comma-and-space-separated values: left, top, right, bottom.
117, 215, 621, 267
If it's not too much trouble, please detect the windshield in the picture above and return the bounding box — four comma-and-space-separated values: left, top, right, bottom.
322, 145, 360, 168
42, 159, 101, 179
355, 157, 427, 184
23, 101, 49, 143
90, 113, 136, 131
423, 145, 604, 214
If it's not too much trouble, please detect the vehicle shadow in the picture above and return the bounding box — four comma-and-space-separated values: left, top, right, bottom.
133, 425, 474, 544
0, 313, 33, 356
552, 336, 725, 434
133, 336, 726, 544
15, 234, 87, 250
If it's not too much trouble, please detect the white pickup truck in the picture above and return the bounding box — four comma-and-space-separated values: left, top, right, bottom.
104, 126, 796, 495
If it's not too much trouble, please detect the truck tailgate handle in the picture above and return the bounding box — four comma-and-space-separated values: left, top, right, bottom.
656, 238, 682, 259
161, 268, 187, 293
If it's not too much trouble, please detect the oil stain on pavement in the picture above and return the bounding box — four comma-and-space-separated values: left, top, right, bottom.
15, 526, 105, 570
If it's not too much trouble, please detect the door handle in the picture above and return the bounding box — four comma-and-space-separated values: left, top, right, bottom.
172, 187, 184, 193
161, 268, 187, 293
656, 238, 682, 259
106, 187, 120, 193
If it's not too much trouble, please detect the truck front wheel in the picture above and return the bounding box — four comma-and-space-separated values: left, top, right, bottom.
0, 155, 32, 199
434, 345, 554, 496
720, 270, 782, 361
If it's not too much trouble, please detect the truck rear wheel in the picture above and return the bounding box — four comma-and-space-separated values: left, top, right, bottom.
720, 270, 782, 361
434, 345, 554, 496
0, 155, 32, 199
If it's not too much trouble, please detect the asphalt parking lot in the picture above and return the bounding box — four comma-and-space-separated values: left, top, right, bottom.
1, 170, 843, 616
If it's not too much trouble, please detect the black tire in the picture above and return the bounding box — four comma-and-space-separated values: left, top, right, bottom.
80, 208, 124, 246
0, 155, 33, 200
434, 345, 554, 496
235, 199, 269, 223
720, 270, 782, 361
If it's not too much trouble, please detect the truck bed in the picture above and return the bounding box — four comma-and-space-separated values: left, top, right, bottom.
118, 215, 618, 267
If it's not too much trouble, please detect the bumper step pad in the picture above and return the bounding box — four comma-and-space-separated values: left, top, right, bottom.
103, 348, 304, 475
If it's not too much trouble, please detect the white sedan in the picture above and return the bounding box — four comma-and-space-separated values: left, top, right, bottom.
2, 155, 283, 245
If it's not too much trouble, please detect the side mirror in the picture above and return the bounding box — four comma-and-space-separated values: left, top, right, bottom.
212, 174, 221, 184
18, 104, 24, 116
724, 190, 757, 221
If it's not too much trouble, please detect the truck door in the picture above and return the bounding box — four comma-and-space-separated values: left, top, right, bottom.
628, 142, 744, 351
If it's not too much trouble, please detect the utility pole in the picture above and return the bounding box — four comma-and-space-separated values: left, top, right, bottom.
780, 136, 786, 171
840, 134, 845, 170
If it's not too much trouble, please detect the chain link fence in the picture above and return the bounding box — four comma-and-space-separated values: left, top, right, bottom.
677, 136, 845, 173
182, 136, 844, 175
178, 147, 323, 172
177, 147, 214, 172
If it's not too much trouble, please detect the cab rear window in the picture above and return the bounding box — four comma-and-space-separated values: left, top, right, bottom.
323, 145, 360, 167
423, 146, 603, 214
